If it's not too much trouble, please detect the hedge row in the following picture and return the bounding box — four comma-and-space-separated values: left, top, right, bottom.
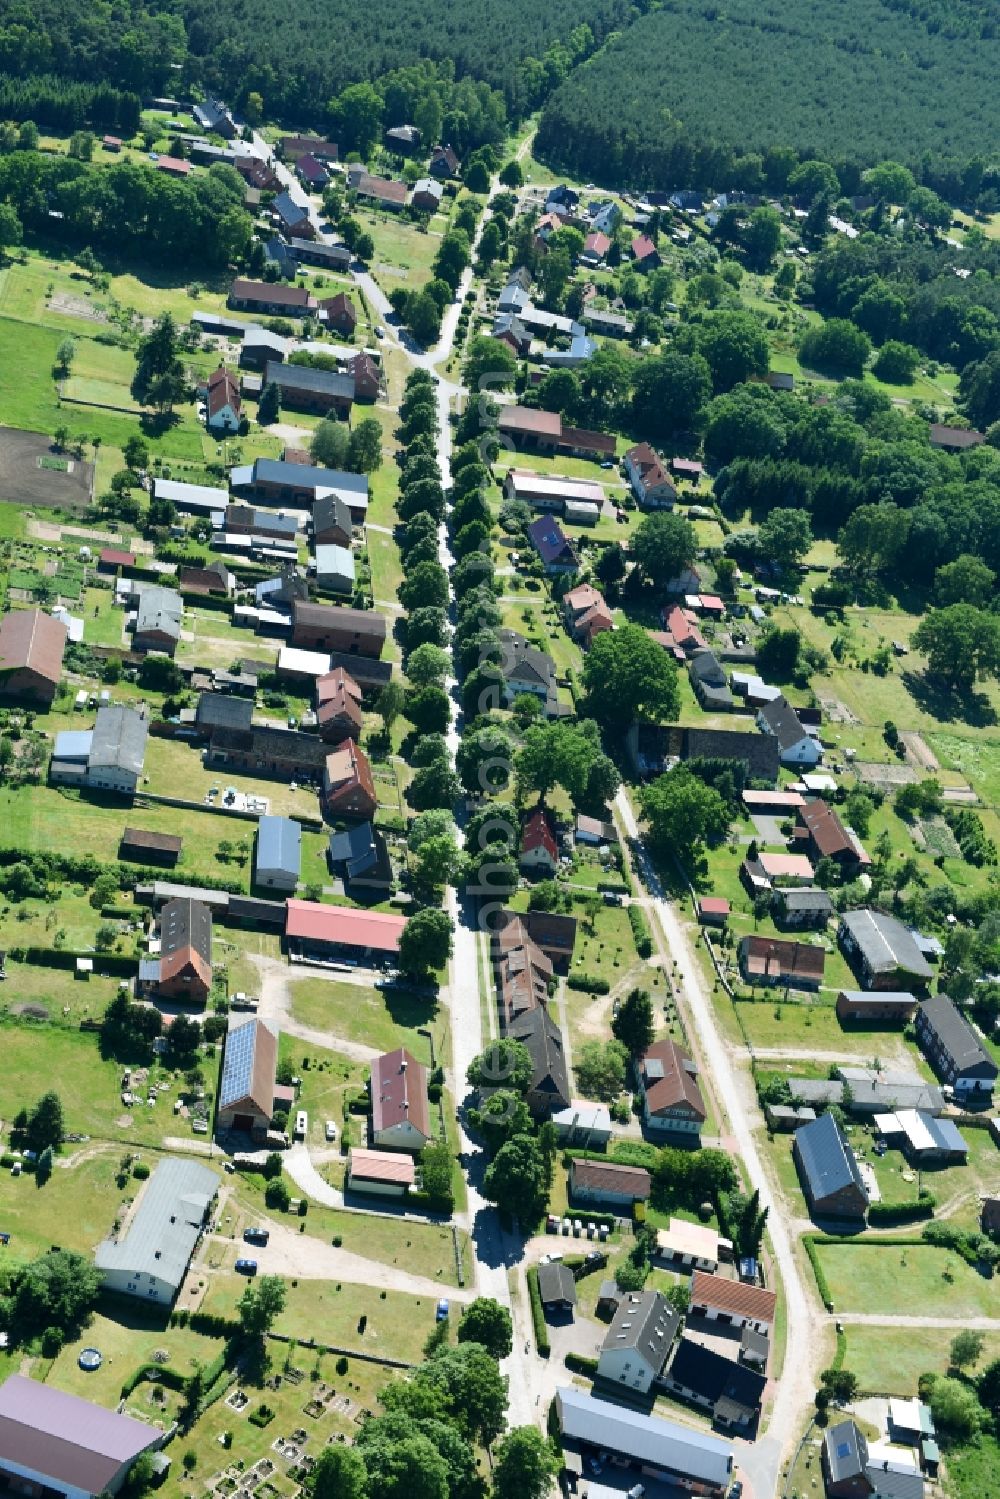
803, 1236, 834, 1311
567, 973, 610, 995
867, 1196, 935, 1226
564, 1352, 599, 1376
628, 905, 652, 958
526, 1266, 550, 1357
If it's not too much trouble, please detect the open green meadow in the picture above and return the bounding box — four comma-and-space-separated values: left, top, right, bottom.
814, 1241, 1000, 1318
288, 977, 438, 1063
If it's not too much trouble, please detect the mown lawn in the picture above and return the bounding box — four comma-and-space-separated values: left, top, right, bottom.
44, 1306, 225, 1413
815, 1242, 1000, 1318
842, 1324, 1000, 1395
0, 1149, 126, 1261
287, 977, 437, 1063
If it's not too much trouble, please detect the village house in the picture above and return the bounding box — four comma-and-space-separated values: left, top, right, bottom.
316, 666, 364, 742
497, 629, 560, 715
313, 493, 355, 547
206, 724, 327, 783
794, 799, 869, 871
264, 360, 354, 418
254, 815, 301, 892
838, 909, 933, 991
494, 914, 553, 1028
347, 1147, 415, 1197
563, 582, 614, 647
296, 152, 331, 189
875, 1109, 968, 1166
130, 585, 183, 655
597, 1290, 680, 1394
738, 934, 825, 990
556, 1388, 735, 1499
698, 897, 731, 928
551, 1100, 613, 1148
291, 239, 352, 272
179, 558, 234, 597
527, 514, 580, 574
156, 155, 190, 178
239, 327, 290, 371
793, 1111, 869, 1222
328, 821, 393, 893
272, 189, 313, 239
689, 1271, 776, 1333
225, 505, 297, 544
580, 231, 612, 267
655, 1219, 732, 1275
353, 173, 409, 210
194, 97, 236, 137
928, 424, 985, 451
625, 443, 677, 508
322, 740, 378, 820
371, 1047, 432, 1152
411, 177, 444, 212
631, 234, 661, 269
216, 1015, 288, 1137
507, 1004, 571, 1117
689, 650, 734, 711
319, 291, 358, 335
0, 608, 66, 706
228, 279, 317, 316
429, 143, 460, 177
285, 898, 406, 967
773, 886, 835, 930
349, 351, 383, 402
520, 806, 560, 875
538, 1261, 577, 1316
96, 1157, 220, 1305
658, 604, 707, 658
314, 543, 356, 597
662, 1339, 766, 1431
505, 469, 606, 518
915, 993, 998, 1101
497, 406, 616, 462
570, 1157, 651, 1209
50, 705, 148, 797
233, 459, 369, 522
201, 366, 241, 433
0, 1374, 165, 1498
140, 896, 213, 1004
757, 695, 822, 767
292, 599, 386, 656
635, 1038, 706, 1139
836, 989, 918, 1024
499, 906, 577, 971
280, 135, 339, 163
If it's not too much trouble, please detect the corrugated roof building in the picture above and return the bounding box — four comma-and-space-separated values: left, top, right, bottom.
96, 1157, 220, 1303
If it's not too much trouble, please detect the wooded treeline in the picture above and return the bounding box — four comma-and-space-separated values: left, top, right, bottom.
537, 0, 1000, 190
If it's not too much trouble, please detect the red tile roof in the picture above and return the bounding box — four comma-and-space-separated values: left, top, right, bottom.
571, 1158, 651, 1200
741, 935, 825, 982
207, 367, 240, 421
632, 234, 658, 261
99, 548, 135, 568
690, 1270, 777, 1325
349, 1147, 415, 1185
372, 1047, 431, 1140
286, 899, 406, 953
0, 608, 67, 686
522, 806, 559, 863
156, 155, 191, 176
699, 897, 731, 916
639, 1038, 706, 1120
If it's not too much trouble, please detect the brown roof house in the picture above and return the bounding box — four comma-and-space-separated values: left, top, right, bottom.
292, 599, 386, 657
636, 1039, 706, 1140
319, 291, 358, 335
371, 1047, 432, 1152
520, 806, 560, 875
0, 1373, 163, 1499
141, 896, 213, 1004
216, 1016, 281, 1136
0, 608, 66, 706
570, 1157, 651, 1209
228, 280, 317, 317
204, 366, 241, 434
348, 1146, 415, 1198
315, 666, 364, 742
563, 582, 614, 648
689, 1271, 777, 1334
738, 934, 825, 990
794, 800, 869, 871
494, 917, 553, 1028
119, 828, 182, 867
322, 740, 378, 820
349, 351, 383, 402
625, 443, 677, 508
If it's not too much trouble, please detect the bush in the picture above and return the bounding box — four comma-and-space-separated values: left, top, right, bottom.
336, 1355, 349, 1375
564, 1352, 599, 1376
628, 905, 652, 958
566, 973, 610, 995
132, 1162, 150, 1180
526, 1267, 550, 1357
264, 1178, 291, 1211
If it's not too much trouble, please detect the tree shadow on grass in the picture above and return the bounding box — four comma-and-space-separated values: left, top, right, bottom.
900, 671, 998, 728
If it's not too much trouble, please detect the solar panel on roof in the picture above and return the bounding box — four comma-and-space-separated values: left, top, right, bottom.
837, 1442, 852, 1459
219, 1021, 257, 1110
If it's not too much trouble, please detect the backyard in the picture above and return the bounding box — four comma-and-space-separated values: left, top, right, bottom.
288, 977, 439, 1063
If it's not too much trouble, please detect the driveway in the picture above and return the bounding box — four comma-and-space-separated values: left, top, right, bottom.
248, 952, 380, 1062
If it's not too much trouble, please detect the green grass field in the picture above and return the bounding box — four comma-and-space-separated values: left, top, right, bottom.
815, 1242, 1000, 1317
288, 978, 437, 1063
0, 1149, 128, 1261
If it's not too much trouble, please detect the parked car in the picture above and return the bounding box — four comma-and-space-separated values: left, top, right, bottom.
235, 1258, 258, 1275
435, 1299, 450, 1321
244, 1227, 269, 1246
325, 1120, 337, 1141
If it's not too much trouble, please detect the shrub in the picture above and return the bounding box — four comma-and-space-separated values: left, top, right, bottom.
526, 1267, 550, 1357
867, 1197, 935, 1226
336, 1355, 349, 1375
628, 905, 652, 958
567, 973, 610, 995
132, 1162, 150, 1180
804, 1235, 834, 1310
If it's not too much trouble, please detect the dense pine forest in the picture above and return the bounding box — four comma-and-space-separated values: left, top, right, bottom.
0, 0, 636, 124
536, 0, 1000, 189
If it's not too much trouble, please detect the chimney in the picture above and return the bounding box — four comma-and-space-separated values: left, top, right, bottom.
400, 1058, 408, 1072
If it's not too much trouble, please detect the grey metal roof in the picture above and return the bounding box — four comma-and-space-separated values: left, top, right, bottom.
89, 706, 148, 776
925, 1114, 967, 1154
135, 585, 183, 639
95, 1157, 219, 1291
53, 728, 92, 760
866, 1462, 925, 1499
556, 1387, 733, 1489
537, 1261, 576, 1306
839, 989, 915, 1005
196, 692, 254, 731
601, 1290, 678, 1376
243, 326, 290, 356
273, 190, 309, 225
778, 887, 834, 912
840, 909, 933, 980
316, 544, 356, 582
329, 821, 379, 878
789, 1075, 945, 1114
256, 814, 301, 879
250, 459, 368, 493
825, 1419, 868, 1484
794, 1110, 867, 1203
265, 360, 355, 400
917, 993, 997, 1077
